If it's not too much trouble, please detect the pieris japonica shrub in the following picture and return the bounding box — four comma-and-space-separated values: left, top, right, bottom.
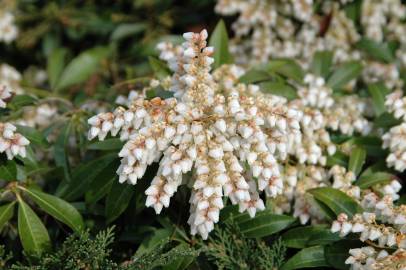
1, 0, 406, 269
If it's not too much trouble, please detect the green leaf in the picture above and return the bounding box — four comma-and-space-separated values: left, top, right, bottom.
110, 23, 146, 41
105, 181, 134, 223
149, 57, 171, 80
281, 246, 328, 270
374, 112, 402, 128
356, 172, 394, 189
16, 125, 48, 147
235, 210, 296, 238
239, 69, 271, 84
0, 160, 17, 181
88, 138, 124, 151
8, 94, 37, 109
348, 147, 366, 175
326, 150, 349, 167
22, 187, 84, 232
85, 160, 119, 205
259, 81, 298, 100
0, 202, 15, 231
309, 187, 362, 218
310, 51, 333, 78
325, 240, 363, 270
136, 228, 172, 256
53, 121, 72, 182
307, 229, 341, 246
56, 46, 110, 91
18, 199, 51, 255
282, 225, 328, 248
367, 83, 390, 116
266, 59, 304, 83
209, 20, 233, 69
47, 48, 68, 90
58, 153, 117, 201
327, 61, 363, 89
356, 38, 395, 63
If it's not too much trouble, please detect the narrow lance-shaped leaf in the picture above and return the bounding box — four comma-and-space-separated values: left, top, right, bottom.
22, 187, 84, 232
18, 198, 51, 255
53, 121, 72, 182
327, 61, 363, 89
235, 210, 296, 238
310, 51, 333, 78
280, 246, 328, 270
209, 20, 233, 69
356, 172, 395, 189
356, 38, 395, 63
309, 187, 362, 218
348, 147, 366, 176
367, 83, 390, 117
105, 180, 134, 223
47, 47, 68, 90
0, 202, 15, 231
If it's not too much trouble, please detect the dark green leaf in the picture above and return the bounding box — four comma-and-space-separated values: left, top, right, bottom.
105, 181, 134, 223
23, 187, 84, 232
348, 147, 366, 175
281, 246, 328, 270
59, 153, 117, 201
310, 51, 333, 78
266, 59, 304, 83
53, 121, 72, 182
356, 38, 395, 63
56, 47, 110, 91
236, 210, 296, 238
325, 240, 363, 270
239, 69, 271, 84
282, 225, 327, 248
88, 138, 124, 151
309, 187, 362, 218
326, 150, 349, 167
327, 61, 363, 89
259, 81, 298, 100
9, 95, 37, 109
18, 199, 51, 255
367, 83, 390, 116
356, 172, 394, 189
374, 112, 402, 128
0, 202, 15, 231
0, 160, 17, 181
209, 20, 233, 69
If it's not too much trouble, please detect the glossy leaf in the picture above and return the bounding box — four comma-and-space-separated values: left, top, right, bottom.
327, 61, 362, 89
266, 59, 304, 83
367, 83, 390, 116
325, 240, 363, 270
0, 202, 15, 231
356, 38, 394, 63
259, 81, 298, 100
23, 187, 84, 232
356, 172, 394, 189
282, 225, 328, 248
309, 187, 362, 218
239, 69, 271, 84
105, 181, 134, 223
348, 147, 366, 176
280, 246, 328, 270
235, 210, 296, 238
209, 20, 233, 69
56, 46, 110, 91
18, 199, 51, 254
310, 51, 333, 78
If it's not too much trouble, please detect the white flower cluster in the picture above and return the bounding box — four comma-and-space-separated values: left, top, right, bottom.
345, 246, 406, 270
88, 30, 302, 239
0, 64, 23, 94
0, 12, 18, 43
383, 91, 406, 172
0, 122, 29, 160
16, 103, 58, 128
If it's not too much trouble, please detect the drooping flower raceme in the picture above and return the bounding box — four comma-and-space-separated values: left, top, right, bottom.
88, 30, 302, 239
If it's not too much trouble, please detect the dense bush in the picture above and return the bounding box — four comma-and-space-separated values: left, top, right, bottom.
1, 0, 406, 269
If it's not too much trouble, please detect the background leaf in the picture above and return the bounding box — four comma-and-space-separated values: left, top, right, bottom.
280, 246, 328, 270
327, 61, 362, 89
105, 181, 134, 223
209, 20, 233, 69
0, 202, 15, 231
